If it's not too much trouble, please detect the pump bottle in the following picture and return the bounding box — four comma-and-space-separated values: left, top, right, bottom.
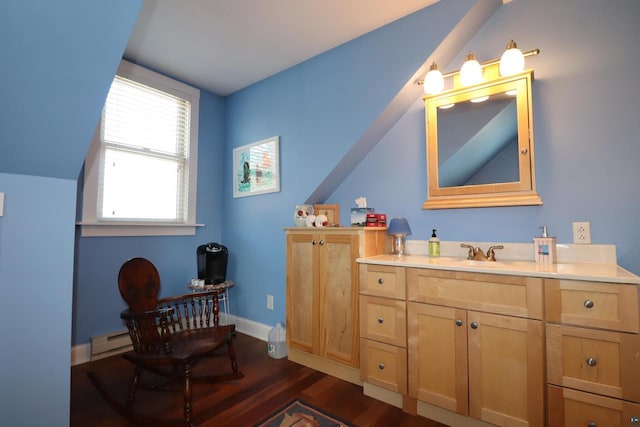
429, 229, 440, 257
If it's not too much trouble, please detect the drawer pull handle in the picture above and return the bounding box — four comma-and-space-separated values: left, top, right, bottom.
587, 423, 597, 427
455, 319, 463, 326
586, 357, 597, 367
631, 416, 639, 424
470, 322, 478, 329
377, 278, 384, 285
377, 317, 384, 324
584, 300, 594, 309
378, 363, 385, 370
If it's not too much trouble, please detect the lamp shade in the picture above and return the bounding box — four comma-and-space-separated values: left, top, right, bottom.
460, 52, 483, 86
500, 40, 525, 76
387, 217, 412, 236
424, 62, 444, 95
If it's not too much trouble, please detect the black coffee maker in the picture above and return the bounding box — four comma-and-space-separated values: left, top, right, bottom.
196, 242, 228, 285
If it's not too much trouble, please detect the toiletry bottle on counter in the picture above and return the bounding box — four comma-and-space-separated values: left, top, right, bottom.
533, 225, 557, 264
429, 229, 440, 257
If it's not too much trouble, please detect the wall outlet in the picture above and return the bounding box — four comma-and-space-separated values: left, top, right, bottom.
572, 221, 591, 244
266, 294, 274, 310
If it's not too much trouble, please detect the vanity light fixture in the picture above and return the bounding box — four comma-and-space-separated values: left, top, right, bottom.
418, 40, 539, 95
499, 39, 525, 76
423, 62, 444, 95
460, 52, 483, 86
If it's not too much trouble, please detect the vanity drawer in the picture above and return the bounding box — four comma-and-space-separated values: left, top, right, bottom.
545, 279, 639, 333
359, 295, 406, 347
406, 268, 543, 319
548, 385, 640, 427
360, 338, 407, 394
546, 324, 640, 403
359, 264, 405, 299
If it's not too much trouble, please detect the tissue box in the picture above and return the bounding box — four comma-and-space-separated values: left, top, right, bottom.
351, 208, 374, 227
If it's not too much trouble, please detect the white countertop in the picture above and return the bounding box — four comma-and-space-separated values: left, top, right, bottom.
357, 254, 640, 284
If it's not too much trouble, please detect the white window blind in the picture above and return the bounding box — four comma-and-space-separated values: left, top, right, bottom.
99, 76, 190, 222
80, 60, 200, 237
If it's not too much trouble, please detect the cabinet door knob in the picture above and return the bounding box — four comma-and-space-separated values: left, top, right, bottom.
584, 300, 594, 308
587, 423, 597, 427
319, 240, 324, 245
470, 322, 478, 329
455, 319, 463, 326
312, 240, 317, 245
377, 317, 384, 324
586, 357, 597, 367
378, 278, 384, 285
631, 416, 639, 424
378, 363, 385, 370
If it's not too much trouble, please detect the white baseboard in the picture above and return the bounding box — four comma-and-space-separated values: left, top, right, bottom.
71, 315, 273, 366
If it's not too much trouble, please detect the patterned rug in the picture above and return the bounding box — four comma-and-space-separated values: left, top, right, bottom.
255, 399, 355, 427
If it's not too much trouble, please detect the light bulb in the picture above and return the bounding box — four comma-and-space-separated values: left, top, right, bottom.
500, 40, 525, 76
460, 52, 482, 86
424, 62, 444, 95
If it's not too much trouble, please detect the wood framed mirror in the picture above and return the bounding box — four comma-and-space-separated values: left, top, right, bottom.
423, 66, 542, 209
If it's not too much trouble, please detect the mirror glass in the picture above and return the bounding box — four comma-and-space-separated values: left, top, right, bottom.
423, 68, 542, 209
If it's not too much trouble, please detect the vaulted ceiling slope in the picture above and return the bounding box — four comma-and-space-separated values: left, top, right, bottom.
0, 1, 143, 180
125, 0, 440, 96
306, 0, 502, 203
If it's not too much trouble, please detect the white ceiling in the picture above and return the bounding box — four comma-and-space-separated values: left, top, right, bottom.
124, 0, 440, 96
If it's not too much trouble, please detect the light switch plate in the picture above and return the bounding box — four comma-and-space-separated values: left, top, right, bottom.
0, 192, 4, 216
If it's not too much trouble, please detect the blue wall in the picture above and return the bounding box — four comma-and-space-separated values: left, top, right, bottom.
331, 0, 640, 274
222, 0, 481, 327
0, 1, 142, 425
0, 174, 77, 426
74, 90, 227, 344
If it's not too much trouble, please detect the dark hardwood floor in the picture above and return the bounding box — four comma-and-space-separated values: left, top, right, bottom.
71, 333, 447, 426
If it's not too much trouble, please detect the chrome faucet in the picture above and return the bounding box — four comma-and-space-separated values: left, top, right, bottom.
461, 244, 504, 261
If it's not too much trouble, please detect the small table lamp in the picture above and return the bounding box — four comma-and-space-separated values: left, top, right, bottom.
388, 217, 412, 256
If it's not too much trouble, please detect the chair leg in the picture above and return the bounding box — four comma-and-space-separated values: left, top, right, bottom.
227, 335, 239, 374
183, 364, 193, 422
126, 364, 142, 408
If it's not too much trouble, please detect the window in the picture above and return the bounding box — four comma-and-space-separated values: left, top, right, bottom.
80, 60, 200, 236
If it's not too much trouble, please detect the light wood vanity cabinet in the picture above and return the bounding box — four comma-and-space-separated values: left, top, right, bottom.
356, 257, 640, 426
285, 228, 387, 383
359, 264, 407, 394
406, 269, 545, 427
544, 278, 640, 427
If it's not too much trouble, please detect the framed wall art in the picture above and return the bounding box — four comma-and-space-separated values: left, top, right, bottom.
233, 136, 280, 198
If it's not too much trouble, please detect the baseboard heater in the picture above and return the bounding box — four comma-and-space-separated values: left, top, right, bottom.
91, 329, 132, 361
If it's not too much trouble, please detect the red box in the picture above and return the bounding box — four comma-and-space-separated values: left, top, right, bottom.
365, 213, 387, 227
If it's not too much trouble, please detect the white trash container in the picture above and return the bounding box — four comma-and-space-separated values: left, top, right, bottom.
267, 322, 288, 359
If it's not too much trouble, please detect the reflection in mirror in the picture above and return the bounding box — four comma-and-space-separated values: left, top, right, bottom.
438, 94, 518, 187
423, 67, 542, 209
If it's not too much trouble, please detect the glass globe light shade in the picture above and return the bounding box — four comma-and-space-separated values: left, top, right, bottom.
424, 62, 444, 95
500, 40, 525, 76
460, 52, 483, 86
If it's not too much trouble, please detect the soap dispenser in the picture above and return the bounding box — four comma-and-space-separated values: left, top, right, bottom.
429, 229, 440, 257
533, 226, 557, 264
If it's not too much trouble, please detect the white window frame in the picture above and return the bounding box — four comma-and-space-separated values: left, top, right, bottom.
79, 60, 201, 237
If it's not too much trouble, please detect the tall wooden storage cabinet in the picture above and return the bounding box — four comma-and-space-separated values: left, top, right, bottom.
285, 227, 388, 384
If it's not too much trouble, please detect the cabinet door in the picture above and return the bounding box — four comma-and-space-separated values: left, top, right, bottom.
286, 232, 318, 353
407, 302, 468, 415
468, 311, 544, 427
318, 233, 360, 366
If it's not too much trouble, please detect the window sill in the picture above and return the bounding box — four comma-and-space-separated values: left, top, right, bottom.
77, 222, 204, 237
